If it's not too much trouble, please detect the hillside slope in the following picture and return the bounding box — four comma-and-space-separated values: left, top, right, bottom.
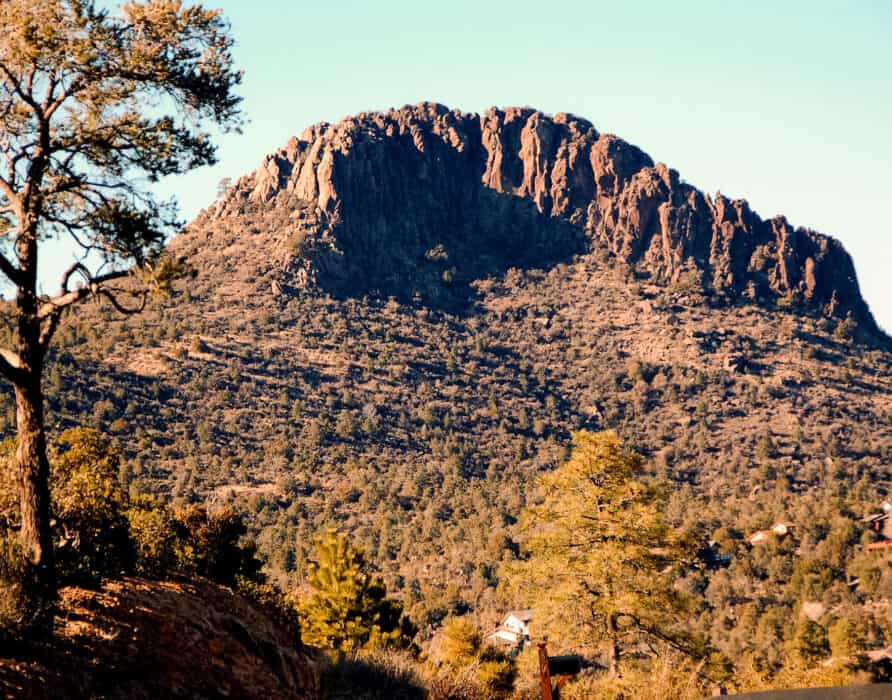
0, 578, 322, 699
13, 104, 892, 637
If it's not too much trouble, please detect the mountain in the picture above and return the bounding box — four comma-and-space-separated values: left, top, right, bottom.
194, 102, 879, 331
20, 104, 892, 642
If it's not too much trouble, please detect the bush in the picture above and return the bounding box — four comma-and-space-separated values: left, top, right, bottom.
126, 494, 178, 578
173, 503, 264, 586
0, 531, 28, 644
428, 618, 516, 699
51, 428, 134, 585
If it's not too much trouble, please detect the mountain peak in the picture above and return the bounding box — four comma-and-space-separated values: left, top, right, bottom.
192, 103, 878, 332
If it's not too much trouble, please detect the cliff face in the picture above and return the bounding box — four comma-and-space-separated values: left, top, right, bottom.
202, 102, 876, 328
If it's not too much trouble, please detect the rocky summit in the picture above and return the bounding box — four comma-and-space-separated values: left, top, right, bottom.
196, 102, 877, 331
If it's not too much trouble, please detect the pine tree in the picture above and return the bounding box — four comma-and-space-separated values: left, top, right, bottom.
0, 0, 241, 631
787, 618, 830, 666
429, 617, 517, 699
299, 530, 414, 655
508, 430, 700, 677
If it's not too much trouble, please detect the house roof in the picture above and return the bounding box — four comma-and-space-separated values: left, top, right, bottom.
867, 645, 892, 662
484, 625, 519, 639
747, 530, 770, 543
867, 540, 892, 551
503, 609, 534, 623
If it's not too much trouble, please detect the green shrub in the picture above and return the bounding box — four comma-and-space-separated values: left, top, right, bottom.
299, 530, 416, 656
428, 617, 516, 699
126, 494, 178, 578
51, 428, 134, 585
173, 503, 264, 586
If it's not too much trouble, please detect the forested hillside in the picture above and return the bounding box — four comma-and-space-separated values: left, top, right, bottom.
5, 104, 891, 685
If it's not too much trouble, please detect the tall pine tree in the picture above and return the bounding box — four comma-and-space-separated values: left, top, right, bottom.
299, 530, 414, 655
508, 431, 700, 676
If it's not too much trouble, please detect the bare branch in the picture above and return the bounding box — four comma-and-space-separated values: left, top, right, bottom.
37, 268, 132, 320
36, 267, 139, 352
0, 347, 27, 384
0, 60, 41, 116
37, 309, 62, 352
45, 75, 82, 120
98, 287, 148, 316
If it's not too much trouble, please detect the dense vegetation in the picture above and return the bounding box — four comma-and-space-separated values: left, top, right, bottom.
0, 429, 299, 647
0, 192, 890, 695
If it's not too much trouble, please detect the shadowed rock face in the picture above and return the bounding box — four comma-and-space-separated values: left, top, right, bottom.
207, 102, 877, 328
0, 578, 323, 699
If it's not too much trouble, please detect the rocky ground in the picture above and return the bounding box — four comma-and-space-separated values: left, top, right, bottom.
0, 578, 322, 699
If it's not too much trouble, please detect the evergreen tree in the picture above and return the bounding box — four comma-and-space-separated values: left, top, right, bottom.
787, 618, 830, 666
429, 617, 517, 699
508, 430, 700, 676
0, 0, 241, 631
299, 530, 414, 655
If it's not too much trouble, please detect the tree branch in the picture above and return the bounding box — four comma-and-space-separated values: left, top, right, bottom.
98, 287, 148, 316
0, 60, 41, 116
0, 172, 20, 211
0, 347, 27, 384
37, 268, 132, 321
0, 250, 21, 285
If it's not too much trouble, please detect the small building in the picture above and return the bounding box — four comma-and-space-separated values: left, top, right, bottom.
484, 610, 533, 650
699, 540, 733, 568
864, 503, 892, 540
771, 521, 794, 536
747, 530, 771, 546
747, 520, 795, 547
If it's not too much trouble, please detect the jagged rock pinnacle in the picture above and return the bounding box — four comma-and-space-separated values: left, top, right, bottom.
203, 102, 877, 330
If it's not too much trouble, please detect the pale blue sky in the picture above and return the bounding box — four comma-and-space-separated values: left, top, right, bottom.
60, 1, 892, 331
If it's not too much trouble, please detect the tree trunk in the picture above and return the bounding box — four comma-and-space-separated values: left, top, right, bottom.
607, 613, 620, 677
15, 371, 55, 627
12, 215, 56, 630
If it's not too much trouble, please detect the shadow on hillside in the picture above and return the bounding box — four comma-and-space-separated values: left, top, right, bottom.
0, 578, 321, 699
325, 654, 426, 700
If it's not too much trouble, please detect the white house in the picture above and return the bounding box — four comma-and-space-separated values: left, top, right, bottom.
771, 521, 794, 536
747, 530, 770, 546
483, 610, 533, 649
747, 520, 795, 546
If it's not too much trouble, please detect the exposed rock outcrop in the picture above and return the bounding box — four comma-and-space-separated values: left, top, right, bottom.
203, 102, 876, 329
0, 578, 323, 699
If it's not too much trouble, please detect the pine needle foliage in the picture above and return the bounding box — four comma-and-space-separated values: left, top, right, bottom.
299, 529, 415, 656
508, 430, 701, 676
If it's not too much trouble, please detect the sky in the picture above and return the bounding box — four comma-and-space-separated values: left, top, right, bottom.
55, 0, 892, 331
